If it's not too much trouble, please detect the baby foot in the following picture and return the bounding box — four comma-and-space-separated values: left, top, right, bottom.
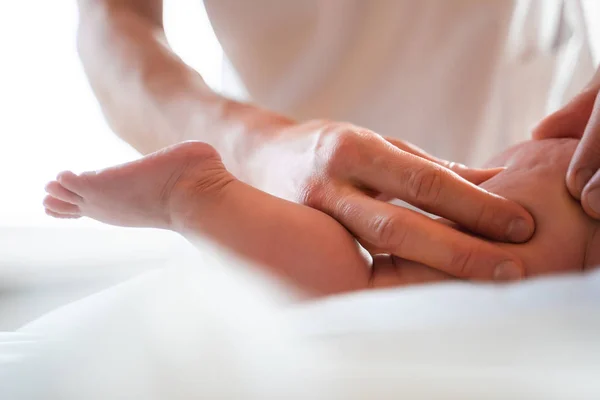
43, 142, 234, 229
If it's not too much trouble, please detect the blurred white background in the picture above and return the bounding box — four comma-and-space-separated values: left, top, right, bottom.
0, 1, 224, 329
0, 0, 223, 227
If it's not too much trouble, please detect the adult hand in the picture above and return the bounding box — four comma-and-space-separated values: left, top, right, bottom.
256, 119, 534, 281
532, 67, 600, 218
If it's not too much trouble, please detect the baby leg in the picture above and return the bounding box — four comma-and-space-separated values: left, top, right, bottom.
43, 141, 371, 295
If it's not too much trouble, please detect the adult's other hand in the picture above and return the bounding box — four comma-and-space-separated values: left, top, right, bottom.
533, 67, 600, 218
256, 120, 534, 281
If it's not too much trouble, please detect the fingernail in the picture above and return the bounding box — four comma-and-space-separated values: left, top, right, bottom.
574, 169, 595, 196
494, 261, 523, 282
506, 217, 534, 243
587, 186, 600, 215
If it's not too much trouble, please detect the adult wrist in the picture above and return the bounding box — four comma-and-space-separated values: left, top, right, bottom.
184, 94, 295, 183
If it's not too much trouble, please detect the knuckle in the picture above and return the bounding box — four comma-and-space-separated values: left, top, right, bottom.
371, 214, 408, 250
315, 124, 364, 174
174, 141, 222, 162
448, 245, 477, 277
300, 183, 361, 228
329, 130, 360, 162
298, 179, 328, 209
407, 166, 444, 205
471, 202, 493, 235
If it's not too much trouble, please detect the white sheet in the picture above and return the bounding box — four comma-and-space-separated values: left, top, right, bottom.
0, 226, 190, 330
1, 247, 599, 399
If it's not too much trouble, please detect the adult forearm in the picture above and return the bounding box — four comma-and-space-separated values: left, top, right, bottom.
76, 2, 292, 178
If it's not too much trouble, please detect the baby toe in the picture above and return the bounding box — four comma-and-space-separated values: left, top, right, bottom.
43, 195, 81, 215
44, 208, 81, 219
45, 180, 83, 204
56, 171, 86, 195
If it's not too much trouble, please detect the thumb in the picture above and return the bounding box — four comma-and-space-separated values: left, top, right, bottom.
566, 91, 600, 203
532, 88, 597, 140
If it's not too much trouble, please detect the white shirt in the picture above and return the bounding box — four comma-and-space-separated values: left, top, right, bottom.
203, 0, 597, 166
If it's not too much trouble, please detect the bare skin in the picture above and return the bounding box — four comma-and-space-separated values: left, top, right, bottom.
43, 138, 599, 296
534, 67, 600, 219
44, 142, 373, 295
75, 0, 535, 279
373, 138, 600, 288
481, 139, 600, 274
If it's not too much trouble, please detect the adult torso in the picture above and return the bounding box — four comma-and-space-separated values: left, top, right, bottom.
203, 0, 594, 166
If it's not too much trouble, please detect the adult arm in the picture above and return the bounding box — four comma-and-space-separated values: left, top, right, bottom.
76, 0, 534, 280
76, 0, 288, 177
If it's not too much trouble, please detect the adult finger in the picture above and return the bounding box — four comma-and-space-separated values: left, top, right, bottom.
566, 91, 600, 206
531, 89, 596, 140
384, 137, 504, 185
348, 142, 535, 243
369, 254, 453, 289
326, 190, 525, 281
